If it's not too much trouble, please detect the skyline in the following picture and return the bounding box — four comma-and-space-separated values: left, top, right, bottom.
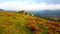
0, 0, 60, 10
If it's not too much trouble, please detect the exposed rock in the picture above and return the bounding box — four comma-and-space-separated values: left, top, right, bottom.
17, 10, 34, 16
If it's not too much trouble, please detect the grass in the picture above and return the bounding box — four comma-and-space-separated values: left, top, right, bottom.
0, 12, 60, 34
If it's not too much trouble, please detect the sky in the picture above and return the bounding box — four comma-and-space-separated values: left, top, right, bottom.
0, 0, 60, 10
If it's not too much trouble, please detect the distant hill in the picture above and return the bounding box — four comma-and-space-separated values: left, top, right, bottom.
0, 12, 60, 34
0, 9, 16, 12
31, 10, 60, 18
0, 9, 5, 11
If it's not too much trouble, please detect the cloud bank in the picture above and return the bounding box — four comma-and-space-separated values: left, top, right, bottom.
0, 1, 60, 10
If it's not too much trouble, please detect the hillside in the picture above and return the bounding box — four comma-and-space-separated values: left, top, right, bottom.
0, 12, 60, 34
0, 9, 5, 11
31, 10, 60, 18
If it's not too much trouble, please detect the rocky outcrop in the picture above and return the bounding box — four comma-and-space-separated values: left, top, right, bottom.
17, 10, 34, 16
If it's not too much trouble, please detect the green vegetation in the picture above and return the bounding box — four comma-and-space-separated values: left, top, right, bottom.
0, 12, 60, 34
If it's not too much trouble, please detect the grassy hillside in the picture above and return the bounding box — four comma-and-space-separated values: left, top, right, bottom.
0, 12, 60, 34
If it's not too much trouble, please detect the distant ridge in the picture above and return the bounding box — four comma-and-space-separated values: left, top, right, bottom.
0, 9, 5, 11
0, 9, 16, 12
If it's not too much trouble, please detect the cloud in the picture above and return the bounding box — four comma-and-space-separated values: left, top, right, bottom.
0, 1, 60, 10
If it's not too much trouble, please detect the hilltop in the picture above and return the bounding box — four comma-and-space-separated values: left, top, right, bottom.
0, 12, 60, 34
0, 9, 5, 11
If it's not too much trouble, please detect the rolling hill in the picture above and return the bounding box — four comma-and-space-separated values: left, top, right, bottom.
31, 10, 60, 18
0, 11, 60, 34
0, 9, 5, 11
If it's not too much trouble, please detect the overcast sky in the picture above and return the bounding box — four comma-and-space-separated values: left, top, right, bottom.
0, 0, 60, 10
